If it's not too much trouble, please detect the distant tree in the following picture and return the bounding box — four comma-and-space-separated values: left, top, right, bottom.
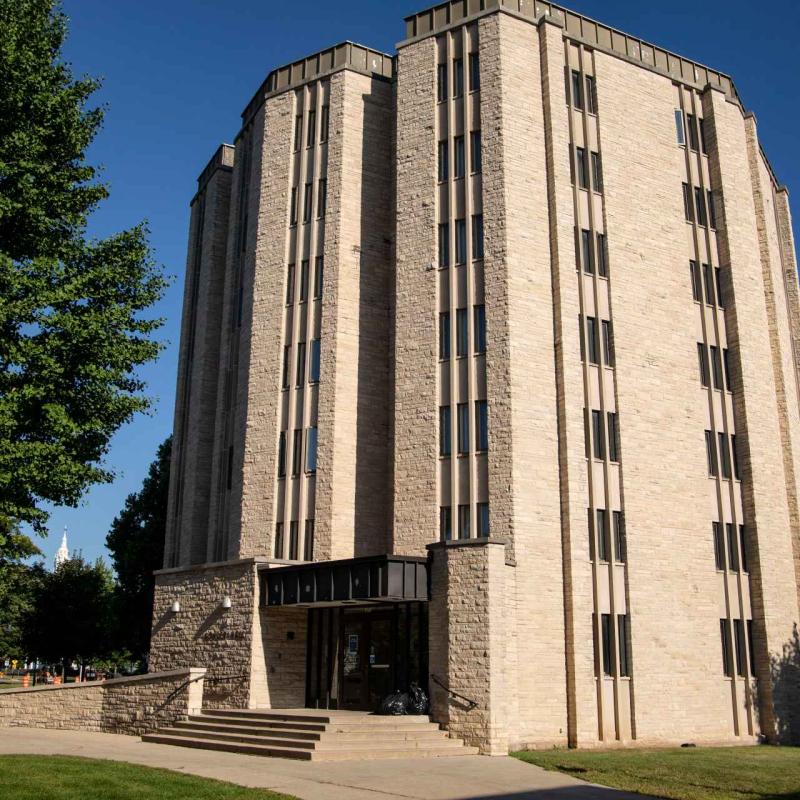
106, 437, 170, 662
22, 556, 116, 670
0, 0, 168, 538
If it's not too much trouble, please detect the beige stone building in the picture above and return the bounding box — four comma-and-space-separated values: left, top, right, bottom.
152, 0, 800, 752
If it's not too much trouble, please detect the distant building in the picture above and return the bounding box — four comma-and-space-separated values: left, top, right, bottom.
150, 0, 800, 753
53, 529, 69, 570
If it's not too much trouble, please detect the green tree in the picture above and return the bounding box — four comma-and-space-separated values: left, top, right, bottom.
106, 437, 170, 662
0, 0, 168, 538
22, 556, 116, 669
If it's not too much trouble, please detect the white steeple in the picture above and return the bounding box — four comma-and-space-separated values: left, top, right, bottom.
54, 527, 70, 569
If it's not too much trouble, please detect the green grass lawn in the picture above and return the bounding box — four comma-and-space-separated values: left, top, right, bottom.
0, 755, 299, 800
512, 745, 800, 800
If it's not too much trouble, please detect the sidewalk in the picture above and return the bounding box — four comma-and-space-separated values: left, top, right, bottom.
0, 728, 653, 800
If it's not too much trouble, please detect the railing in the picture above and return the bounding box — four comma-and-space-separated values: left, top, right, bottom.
430, 673, 478, 711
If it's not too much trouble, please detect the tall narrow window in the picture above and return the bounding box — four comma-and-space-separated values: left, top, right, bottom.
440, 506, 452, 541
282, 345, 290, 389
586, 74, 597, 114
286, 263, 295, 304
456, 308, 468, 357
292, 429, 302, 476
699, 117, 708, 154
608, 412, 619, 462
570, 69, 583, 110
697, 343, 710, 387
453, 57, 464, 98
732, 434, 740, 479
476, 399, 488, 451
675, 109, 685, 146
454, 135, 465, 179
470, 130, 482, 173
576, 147, 588, 189
695, 187, 707, 227
274, 522, 284, 558
278, 432, 286, 479
682, 182, 694, 222
618, 615, 630, 677
474, 304, 486, 354
591, 151, 603, 192
457, 402, 469, 455
690, 260, 702, 302
455, 218, 467, 264
469, 52, 480, 91
226, 446, 234, 490
733, 619, 746, 677
720, 619, 733, 677
304, 520, 315, 561
747, 619, 756, 675
439, 223, 450, 268
707, 190, 717, 229
581, 229, 594, 274
713, 522, 725, 570
310, 338, 321, 383
305, 427, 318, 473
290, 186, 298, 225
437, 63, 447, 102
318, 178, 327, 217
711, 346, 723, 390
314, 256, 324, 299
439, 311, 451, 359
289, 521, 299, 560
472, 214, 484, 260
719, 433, 732, 479
438, 140, 448, 182
687, 113, 699, 151
703, 263, 714, 305
740, 525, 748, 572
477, 502, 490, 537
706, 430, 718, 476
296, 341, 306, 387
306, 109, 316, 147
613, 511, 626, 562
320, 105, 329, 142
592, 410, 605, 460
600, 613, 613, 675
294, 114, 302, 151
726, 523, 739, 571
597, 232, 608, 277
602, 320, 614, 367
586, 316, 599, 365
588, 507, 596, 560
596, 508, 608, 561
458, 503, 470, 539
299, 259, 309, 302
440, 405, 452, 457
716, 267, 724, 307
303, 183, 312, 223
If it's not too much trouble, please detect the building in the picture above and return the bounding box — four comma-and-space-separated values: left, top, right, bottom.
54, 528, 70, 570
150, 0, 800, 752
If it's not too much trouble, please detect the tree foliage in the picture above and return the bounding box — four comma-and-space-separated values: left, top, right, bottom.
106, 437, 170, 662
0, 0, 167, 536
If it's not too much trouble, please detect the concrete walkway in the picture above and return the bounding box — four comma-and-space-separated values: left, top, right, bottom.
0, 728, 654, 800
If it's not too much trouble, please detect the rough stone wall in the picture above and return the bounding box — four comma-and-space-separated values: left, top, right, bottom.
705, 87, 800, 742
0, 669, 204, 735
392, 36, 439, 557
150, 560, 263, 708
315, 71, 393, 561
258, 605, 308, 708
427, 540, 508, 754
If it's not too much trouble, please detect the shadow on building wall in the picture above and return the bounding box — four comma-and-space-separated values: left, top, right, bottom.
771, 623, 800, 745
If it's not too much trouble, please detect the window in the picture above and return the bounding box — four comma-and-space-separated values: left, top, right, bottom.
575, 147, 588, 189
711, 346, 723, 390
719, 432, 732, 479
292, 429, 302, 476
472, 214, 484, 260
474, 305, 486, 354
588, 508, 595, 560
289, 521, 299, 560
613, 511, 626, 562
296, 342, 306, 386
439, 223, 450, 267
477, 502, 490, 537
597, 232, 608, 277
438, 140, 449, 182
458, 503, 470, 539
439, 311, 451, 359
440, 405, 452, 457
747, 619, 756, 675
706, 430, 718, 476
591, 409, 605, 459
305, 427, 318, 473
596, 508, 608, 561
294, 114, 303, 151
278, 432, 286, 479
455, 218, 467, 264
713, 522, 725, 570
476, 399, 488, 451
290, 186, 298, 225
457, 402, 469, 455
300, 260, 309, 302
227, 445, 234, 491
282, 345, 290, 389
469, 52, 480, 92
740, 525, 748, 572
570, 69, 583, 110
470, 131, 482, 173
687, 113, 699, 151
695, 187, 707, 227
690, 260, 702, 302
274, 523, 284, 558
303, 183, 312, 223
437, 64, 447, 102
600, 613, 613, 675
682, 182, 693, 222
286, 263, 295, 304
456, 307, 468, 357
310, 339, 321, 383
703, 263, 714, 305
591, 151, 603, 193
732, 434, 740, 480
320, 105, 329, 142
440, 506, 452, 540
697, 343, 710, 387
586, 74, 597, 114
304, 520, 315, 561
707, 190, 717, 229
237, 285, 244, 327
580, 229, 594, 274
454, 135, 465, 179
715, 267, 724, 307
720, 619, 733, 677
602, 320, 614, 367
608, 412, 619, 462
675, 109, 685, 146
317, 178, 327, 217
699, 117, 708, 154
733, 619, 746, 677
726, 523, 739, 571
307, 109, 316, 147
453, 58, 464, 98
314, 256, 324, 299
618, 615, 630, 677
586, 316, 599, 364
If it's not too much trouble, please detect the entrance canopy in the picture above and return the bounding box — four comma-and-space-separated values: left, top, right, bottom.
260, 554, 429, 608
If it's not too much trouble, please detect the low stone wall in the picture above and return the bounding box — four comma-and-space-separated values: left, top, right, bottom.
0, 667, 205, 736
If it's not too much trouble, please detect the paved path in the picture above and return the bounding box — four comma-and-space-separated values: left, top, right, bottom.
0, 729, 654, 800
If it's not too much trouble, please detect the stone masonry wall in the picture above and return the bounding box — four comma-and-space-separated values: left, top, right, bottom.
0, 669, 204, 736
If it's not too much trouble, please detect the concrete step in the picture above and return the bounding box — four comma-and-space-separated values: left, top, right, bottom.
192, 713, 441, 734
141, 733, 313, 760
201, 709, 433, 725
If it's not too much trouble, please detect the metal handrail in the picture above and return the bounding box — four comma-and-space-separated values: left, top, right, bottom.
430, 673, 478, 711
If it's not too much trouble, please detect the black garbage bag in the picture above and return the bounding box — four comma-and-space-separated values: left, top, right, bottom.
407, 683, 429, 715
378, 691, 408, 715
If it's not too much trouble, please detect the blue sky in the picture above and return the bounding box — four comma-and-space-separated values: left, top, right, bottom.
44, 0, 799, 567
